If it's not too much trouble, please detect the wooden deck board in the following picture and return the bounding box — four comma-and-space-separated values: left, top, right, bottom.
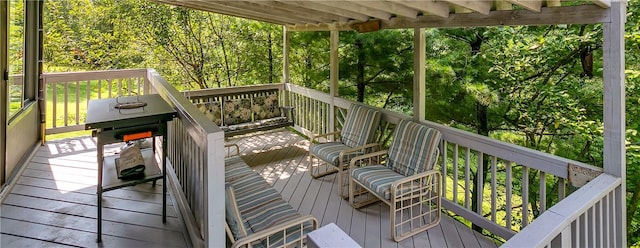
364, 203, 383, 248
2, 205, 186, 247
1, 137, 189, 248
2, 218, 182, 248
1, 234, 77, 248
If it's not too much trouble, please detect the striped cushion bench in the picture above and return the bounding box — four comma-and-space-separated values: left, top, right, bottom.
224, 156, 318, 248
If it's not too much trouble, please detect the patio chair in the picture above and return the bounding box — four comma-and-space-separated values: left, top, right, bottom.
349, 119, 442, 242
308, 102, 382, 198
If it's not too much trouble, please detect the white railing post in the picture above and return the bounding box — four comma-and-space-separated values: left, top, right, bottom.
603, 2, 627, 247
206, 131, 225, 247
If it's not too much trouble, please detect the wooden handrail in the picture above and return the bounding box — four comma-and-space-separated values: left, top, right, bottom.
502, 174, 622, 247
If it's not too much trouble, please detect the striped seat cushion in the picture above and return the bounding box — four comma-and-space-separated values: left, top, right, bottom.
309, 142, 362, 166
224, 156, 313, 247
225, 156, 257, 182
351, 165, 406, 200
387, 119, 442, 177
340, 103, 381, 148
225, 184, 247, 240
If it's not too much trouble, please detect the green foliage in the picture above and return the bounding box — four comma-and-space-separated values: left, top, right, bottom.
289, 31, 330, 90
9, 0, 24, 117
625, 1, 640, 245
339, 30, 414, 108
44, 0, 146, 70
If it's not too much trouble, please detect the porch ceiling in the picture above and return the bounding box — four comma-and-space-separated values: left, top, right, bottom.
149, 0, 611, 31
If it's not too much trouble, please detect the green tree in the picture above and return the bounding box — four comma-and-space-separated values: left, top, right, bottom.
624, 0, 640, 244
339, 30, 414, 108
44, 0, 145, 71
125, 1, 281, 89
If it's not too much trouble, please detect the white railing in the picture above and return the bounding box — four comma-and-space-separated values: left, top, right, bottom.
41, 69, 149, 135
42, 69, 226, 248
146, 69, 225, 248
278, 83, 615, 244
431, 121, 603, 240
502, 174, 622, 247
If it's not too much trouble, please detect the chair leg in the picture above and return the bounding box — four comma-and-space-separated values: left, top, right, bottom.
308, 153, 339, 179
349, 176, 355, 206
349, 178, 381, 209
337, 167, 346, 198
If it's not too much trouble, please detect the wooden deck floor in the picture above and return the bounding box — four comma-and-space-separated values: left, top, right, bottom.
1, 130, 499, 248
1, 137, 190, 248
227, 129, 499, 248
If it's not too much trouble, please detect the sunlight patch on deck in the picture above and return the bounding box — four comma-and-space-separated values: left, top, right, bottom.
44, 137, 102, 193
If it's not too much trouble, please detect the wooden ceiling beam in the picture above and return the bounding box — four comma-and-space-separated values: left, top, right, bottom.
546, 0, 561, 7
197, 0, 322, 24
391, 0, 450, 18
591, 0, 611, 8
279, 0, 371, 21
346, 0, 419, 19
263, 1, 350, 23
310, 1, 393, 20
383, 5, 609, 29
154, 0, 292, 25
288, 22, 355, 32
442, 0, 491, 15
495, 0, 514, 10
505, 0, 542, 12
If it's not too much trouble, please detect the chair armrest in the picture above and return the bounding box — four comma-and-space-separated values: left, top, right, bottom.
231, 215, 318, 248
339, 143, 381, 162
311, 131, 341, 143
390, 170, 441, 200
225, 144, 240, 157
349, 150, 389, 167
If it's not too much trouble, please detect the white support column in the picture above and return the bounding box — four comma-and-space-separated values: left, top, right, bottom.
206, 131, 226, 248
282, 26, 290, 84
603, 2, 626, 247
329, 30, 339, 132
330, 31, 339, 97
413, 28, 426, 122
282, 26, 291, 111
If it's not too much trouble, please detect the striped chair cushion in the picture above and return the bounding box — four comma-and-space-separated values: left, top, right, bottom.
351, 165, 406, 200
309, 142, 361, 166
387, 119, 442, 177
224, 156, 312, 247
225, 156, 256, 182
225, 184, 247, 240
341, 103, 381, 148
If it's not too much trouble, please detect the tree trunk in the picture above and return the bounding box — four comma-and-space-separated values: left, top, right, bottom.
471, 102, 490, 233
468, 32, 489, 233
268, 31, 274, 84
305, 47, 312, 88
356, 39, 365, 103
628, 184, 640, 227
